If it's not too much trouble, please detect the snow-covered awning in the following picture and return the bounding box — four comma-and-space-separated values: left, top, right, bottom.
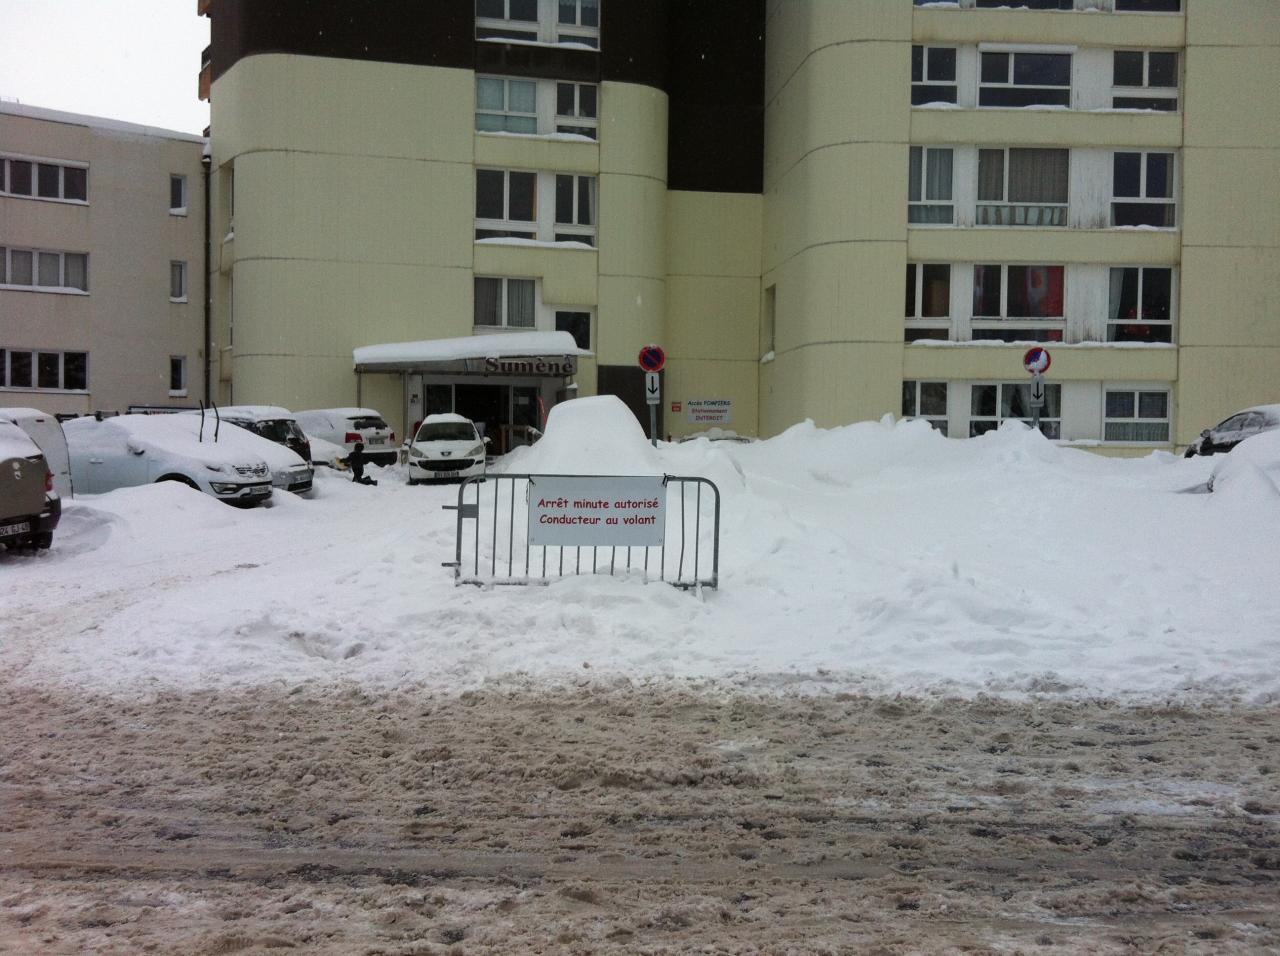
353, 331, 591, 377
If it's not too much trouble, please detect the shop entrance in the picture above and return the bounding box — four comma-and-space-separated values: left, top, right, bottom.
455, 384, 505, 447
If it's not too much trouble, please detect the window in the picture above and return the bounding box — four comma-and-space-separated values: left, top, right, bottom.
474, 276, 535, 328
0, 348, 88, 391
0, 247, 88, 292
975, 0, 1072, 7
1104, 389, 1170, 442
902, 381, 948, 435
971, 382, 1062, 438
170, 356, 187, 395
476, 0, 600, 48
476, 76, 537, 133
556, 0, 600, 47
908, 147, 953, 224
911, 46, 957, 105
1112, 151, 1175, 227
1108, 267, 1172, 343
1115, 0, 1180, 11
1113, 51, 1178, 110
0, 156, 87, 202
556, 82, 598, 137
170, 174, 188, 213
977, 148, 1068, 226
979, 50, 1071, 107
475, 168, 537, 239
905, 264, 951, 341
555, 310, 591, 349
972, 265, 1064, 342
170, 261, 188, 302
554, 174, 596, 244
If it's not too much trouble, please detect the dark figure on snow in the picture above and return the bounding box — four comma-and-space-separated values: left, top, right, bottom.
345, 441, 377, 485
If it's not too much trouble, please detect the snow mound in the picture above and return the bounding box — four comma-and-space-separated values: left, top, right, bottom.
504, 395, 661, 476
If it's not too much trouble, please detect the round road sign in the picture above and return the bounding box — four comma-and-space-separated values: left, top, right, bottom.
638, 344, 666, 372
1023, 347, 1052, 374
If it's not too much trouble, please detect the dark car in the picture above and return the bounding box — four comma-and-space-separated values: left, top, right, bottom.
1183, 405, 1280, 457
1, 421, 60, 551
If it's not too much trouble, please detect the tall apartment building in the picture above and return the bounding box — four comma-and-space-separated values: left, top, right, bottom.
198, 0, 1279, 452
0, 103, 207, 416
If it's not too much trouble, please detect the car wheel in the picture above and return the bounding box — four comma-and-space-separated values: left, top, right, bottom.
157, 474, 199, 489
34, 532, 53, 550
408, 478, 420, 486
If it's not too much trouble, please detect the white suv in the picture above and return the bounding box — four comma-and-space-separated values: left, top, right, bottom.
406, 414, 487, 484
295, 408, 397, 466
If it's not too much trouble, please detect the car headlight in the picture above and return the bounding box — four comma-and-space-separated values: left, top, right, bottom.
409, 446, 425, 458
469, 444, 485, 457
209, 482, 239, 494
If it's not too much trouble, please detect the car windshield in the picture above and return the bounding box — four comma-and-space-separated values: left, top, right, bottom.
350, 417, 387, 431
417, 423, 476, 442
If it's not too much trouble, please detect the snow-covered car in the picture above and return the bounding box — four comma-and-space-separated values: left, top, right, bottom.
185, 406, 313, 493
0, 420, 60, 551
1207, 429, 1280, 494
406, 414, 488, 484
1183, 404, 1280, 457
0, 407, 73, 497
306, 434, 348, 469
65, 414, 273, 506
295, 408, 397, 466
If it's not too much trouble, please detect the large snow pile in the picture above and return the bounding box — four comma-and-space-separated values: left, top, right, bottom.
3, 408, 1278, 703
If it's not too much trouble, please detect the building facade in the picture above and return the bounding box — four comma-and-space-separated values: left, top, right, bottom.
199, 0, 1279, 451
0, 103, 207, 417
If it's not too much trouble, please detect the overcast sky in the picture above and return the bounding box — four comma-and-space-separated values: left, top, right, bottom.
0, 0, 210, 134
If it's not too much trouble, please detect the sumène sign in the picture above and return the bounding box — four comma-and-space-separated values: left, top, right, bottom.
527, 476, 666, 547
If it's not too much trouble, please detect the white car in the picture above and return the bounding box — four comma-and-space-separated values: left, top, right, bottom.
406, 414, 487, 484
185, 406, 314, 493
66, 414, 273, 506
295, 407, 397, 466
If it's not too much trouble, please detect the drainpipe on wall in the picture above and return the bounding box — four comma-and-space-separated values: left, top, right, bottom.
201, 151, 212, 406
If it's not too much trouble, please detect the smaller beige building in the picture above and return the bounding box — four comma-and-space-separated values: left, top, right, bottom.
1, 103, 207, 417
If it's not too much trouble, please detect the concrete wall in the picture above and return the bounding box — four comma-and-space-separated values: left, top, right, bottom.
1, 107, 206, 416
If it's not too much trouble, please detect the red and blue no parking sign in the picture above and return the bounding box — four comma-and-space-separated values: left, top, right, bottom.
1023, 347, 1052, 374
638, 344, 666, 373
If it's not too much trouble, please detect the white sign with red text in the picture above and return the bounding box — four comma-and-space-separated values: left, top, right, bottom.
527, 476, 666, 547
686, 400, 732, 426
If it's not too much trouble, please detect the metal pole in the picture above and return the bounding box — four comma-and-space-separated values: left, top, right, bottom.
649, 404, 657, 447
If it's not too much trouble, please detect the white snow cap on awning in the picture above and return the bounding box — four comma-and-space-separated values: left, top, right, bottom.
353, 331, 591, 370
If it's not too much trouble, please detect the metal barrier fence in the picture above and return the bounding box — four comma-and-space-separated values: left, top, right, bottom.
444, 474, 720, 590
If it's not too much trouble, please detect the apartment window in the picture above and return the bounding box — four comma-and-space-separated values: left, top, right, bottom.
977, 148, 1068, 226
1113, 51, 1178, 110
1112, 151, 1175, 227
902, 381, 948, 435
971, 382, 1062, 438
905, 264, 951, 341
556, 82, 598, 137
170, 174, 188, 213
911, 46, 957, 105
555, 310, 591, 350
972, 265, 1065, 342
1108, 267, 1172, 343
1104, 389, 1170, 442
557, 0, 600, 47
170, 356, 187, 395
554, 174, 596, 244
170, 261, 188, 302
474, 276, 535, 328
976, 0, 1072, 7
1, 156, 87, 202
475, 169, 537, 239
908, 147, 953, 224
0, 348, 87, 391
979, 50, 1071, 107
0, 247, 88, 292
475, 0, 539, 41
1115, 0, 1181, 11
476, 76, 538, 134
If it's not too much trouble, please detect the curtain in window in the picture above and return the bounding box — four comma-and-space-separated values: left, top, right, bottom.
1008, 149, 1068, 203
1108, 268, 1133, 320
38, 252, 60, 287
577, 177, 594, 225
507, 279, 535, 327
11, 250, 33, 285
508, 80, 536, 114
474, 277, 501, 325
925, 149, 952, 200
65, 253, 87, 292
978, 150, 1004, 202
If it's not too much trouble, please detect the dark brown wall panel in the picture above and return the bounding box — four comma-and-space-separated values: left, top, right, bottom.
597, 365, 663, 438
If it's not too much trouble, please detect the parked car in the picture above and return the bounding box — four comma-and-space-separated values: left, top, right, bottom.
295, 407, 397, 466
307, 434, 349, 469
406, 414, 488, 484
185, 406, 314, 493
1184, 405, 1280, 457
65, 414, 273, 506
1208, 429, 1280, 494
0, 421, 60, 551
0, 407, 73, 497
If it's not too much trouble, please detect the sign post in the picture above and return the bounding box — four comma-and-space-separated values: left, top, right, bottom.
638, 345, 666, 446
1023, 347, 1052, 433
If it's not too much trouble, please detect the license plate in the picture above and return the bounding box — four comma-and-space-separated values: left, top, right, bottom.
0, 520, 31, 537
367, 436, 385, 445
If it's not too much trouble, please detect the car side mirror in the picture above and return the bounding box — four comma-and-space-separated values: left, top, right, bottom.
126, 441, 146, 456
483, 436, 492, 445
1201, 429, 1211, 439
